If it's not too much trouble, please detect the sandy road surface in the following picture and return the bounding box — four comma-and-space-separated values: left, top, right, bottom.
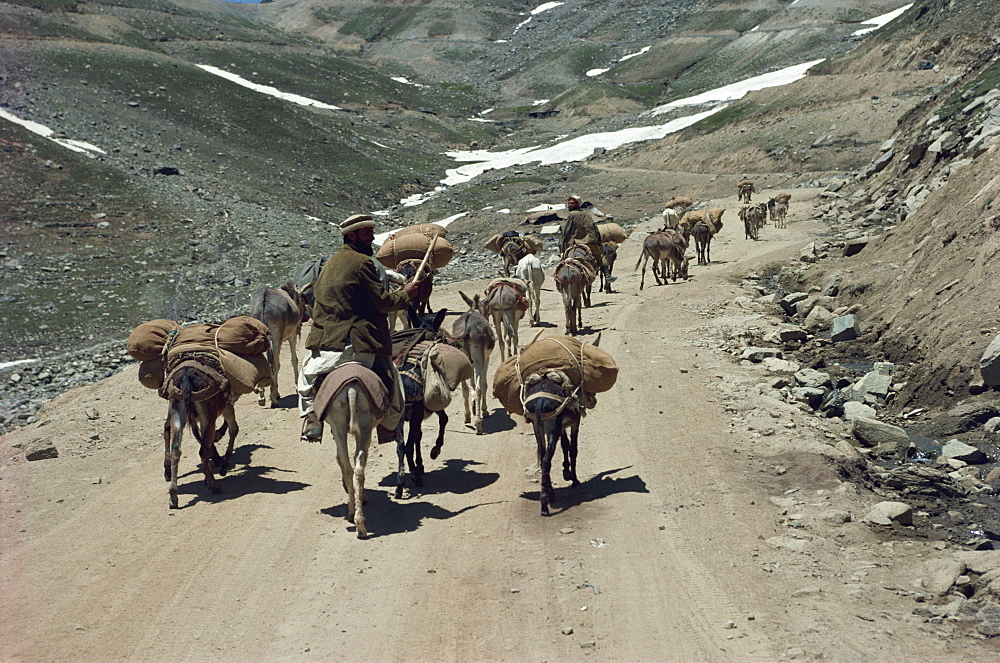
1, 190, 991, 661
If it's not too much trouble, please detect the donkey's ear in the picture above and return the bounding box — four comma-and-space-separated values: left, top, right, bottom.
432, 308, 448, 332
460, 291, 474, 308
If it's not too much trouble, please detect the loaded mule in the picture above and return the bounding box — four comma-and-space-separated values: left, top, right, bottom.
249, 282, 306, 407
499, 232, 532, 277
523, 370, 583, 516
561, 241, 599, 308
599, 241, 618, 293
737, 179, 756, 204
483, 277, 529, 360
392, 308, 474, 497
553, 251, 597, 335
161, 353, 240, 510
767, 197, 788, 229
455, 292, 497, 434
388, 260, 432, 331
740, 203, 767, 240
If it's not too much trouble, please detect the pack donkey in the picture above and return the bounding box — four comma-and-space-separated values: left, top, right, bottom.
634, 230, 688, 290
161, 356, 239, 509
249, 282, 305, 407
523, 370, 583, 516
456, 292, 497, 434
394, 308, 474, 497
483, 279, 528, 361
554, 256, 591, 335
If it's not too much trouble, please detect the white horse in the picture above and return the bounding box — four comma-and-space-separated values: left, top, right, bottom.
515, 253, 544, 326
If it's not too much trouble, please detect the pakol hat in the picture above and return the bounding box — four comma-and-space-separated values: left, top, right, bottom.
566, 195, 583, 204
339, 214, 376, 235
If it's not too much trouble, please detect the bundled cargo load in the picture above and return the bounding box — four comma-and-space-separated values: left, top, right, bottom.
127, 319, 182, 362
376, 232, 453, 269
391, 223, 448, 240
773, 192, 792, 203
737, 179, 754, 188
127, 316, 272, 395
493, 334, 618, 416
485, 232, 544, 256
664, 196, 693, 210
597, 222, 627, 244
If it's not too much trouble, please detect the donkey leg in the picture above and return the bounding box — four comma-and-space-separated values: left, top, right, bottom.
409, 405, 425, 486
216, 404, 238, 476
163, 415, 172, 481
352, 427, 372, 539
537, 421, 559, 517
394, 427, 407, 499
430, 410, 448, 460
461, 379, 472, 425
269, 338, 281, 404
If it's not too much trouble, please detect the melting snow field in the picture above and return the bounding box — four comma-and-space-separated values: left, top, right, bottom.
0, 109, 105, 156
197, 65, 344, 111
853, 4, 913, 36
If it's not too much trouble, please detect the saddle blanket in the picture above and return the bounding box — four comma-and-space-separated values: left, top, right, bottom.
313, 362, 390, 423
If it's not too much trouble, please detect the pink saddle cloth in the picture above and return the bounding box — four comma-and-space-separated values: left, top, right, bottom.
313, 362, 390, 423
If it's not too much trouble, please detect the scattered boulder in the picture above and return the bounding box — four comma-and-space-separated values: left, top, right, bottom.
25, 441, 58, 461
804, 305, 834, 331
862, 501, 912, 526
918, 557, 966, 597
976, 603, 1000, 637
780, 292, 810, 315
794, 368, 832, 389
831, 314, 860, 342
981, 333, 1000, 386
873, 464, 967, 497
843, 401, 877, 420
761, 357, 801, 373
792, 386, 825, 409
851, 416, 909, 448
940, 439, 989, 464
741, 347, 783, 363
915, 399, 1000, 437
845, 370, 893, 401
843, 237, 870, 257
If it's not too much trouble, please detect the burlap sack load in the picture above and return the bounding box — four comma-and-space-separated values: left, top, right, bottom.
664, 196, 693, 210
429, 343, 474, 391
127, 319, 182, 361
493, 335, 618, 416
391, 223, 448, 240
773, 192, 791, 203
597, 222, 627, 244
484, 233, 543, 255
128, 316, 271, 395
376, 233, 454, 269
737, 179, 754, 187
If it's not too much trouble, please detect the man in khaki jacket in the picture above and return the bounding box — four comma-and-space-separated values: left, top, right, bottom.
298, 214, 418, 441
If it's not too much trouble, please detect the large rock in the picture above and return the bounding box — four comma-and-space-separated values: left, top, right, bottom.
843, 237, 870, 257
919, 557, 966, 597
852, 416, 909, 448
843, 401, 877, 420
741, 347, 783, 363
981, 333, 1000, 386
915, 399, 1000, 437
863, 501, 912, 526
804, 305, 834, 331
794, 368, 832, 389
780, 292, 810, 315
25, 441, 58, 461
831, 314, 860, 342
761, 357, 801, 373
845, 371, 893, 401
940, 439, 989, 464
792, 386, 826, 409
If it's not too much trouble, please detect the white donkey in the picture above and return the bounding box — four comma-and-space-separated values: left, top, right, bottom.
249, 283, 305, 407
514, 253, 545, 327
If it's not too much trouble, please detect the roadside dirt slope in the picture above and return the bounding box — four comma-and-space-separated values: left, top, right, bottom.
1, 192, 991, 661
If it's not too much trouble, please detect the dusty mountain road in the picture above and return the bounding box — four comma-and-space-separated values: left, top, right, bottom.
1, 190, 991, 661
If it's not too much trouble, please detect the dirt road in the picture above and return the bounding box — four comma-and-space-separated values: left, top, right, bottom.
1, 191, 990, 661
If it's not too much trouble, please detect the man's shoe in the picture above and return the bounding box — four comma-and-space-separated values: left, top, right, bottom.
376, 425, 398, 444
301, 412, 323, 442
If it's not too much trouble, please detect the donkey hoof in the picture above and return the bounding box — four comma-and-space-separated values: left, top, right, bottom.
563, 468, 573, 482
394, 486, 404, 499
430, 445, 442, 460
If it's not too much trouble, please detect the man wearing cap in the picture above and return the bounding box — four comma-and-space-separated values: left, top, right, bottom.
560, 195, 603, 267
297, 214, 418, 442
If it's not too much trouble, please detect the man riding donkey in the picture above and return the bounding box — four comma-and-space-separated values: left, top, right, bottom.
298, 214, 419, 442
560, 194, 610, 288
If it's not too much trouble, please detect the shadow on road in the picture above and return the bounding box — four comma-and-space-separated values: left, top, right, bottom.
519, 465, 648, 515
